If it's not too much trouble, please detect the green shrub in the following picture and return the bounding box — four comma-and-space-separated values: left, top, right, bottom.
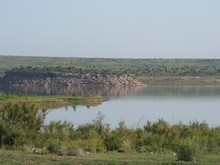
96, 147, 106, 153
104, 134, 121, 151
138, 146, 146, 153
0, 103, 46, 147
176, 143, 194, 162
175, 136, 206, 162
47, 141, 61, 154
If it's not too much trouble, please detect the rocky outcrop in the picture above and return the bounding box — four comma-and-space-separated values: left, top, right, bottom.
1, 73, 145, 87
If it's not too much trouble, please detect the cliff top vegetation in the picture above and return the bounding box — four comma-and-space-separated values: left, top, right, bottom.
1, 56, 220, 77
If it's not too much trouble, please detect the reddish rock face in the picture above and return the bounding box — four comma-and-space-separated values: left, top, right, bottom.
2, 73, 145, 87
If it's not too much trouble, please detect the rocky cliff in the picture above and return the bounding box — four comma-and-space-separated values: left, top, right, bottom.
1, 73, 144, 87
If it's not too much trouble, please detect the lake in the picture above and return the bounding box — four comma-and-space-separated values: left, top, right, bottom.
44, 85, 220, 128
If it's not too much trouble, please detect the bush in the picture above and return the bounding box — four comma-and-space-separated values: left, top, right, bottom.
104, 121, 136, 151
176, 143, 194, 162
96, 147, 106, 153
175, 136, 206, 162
0, 103, 46, 147
47, 141, 61, 154
104, 134, 121, 151
138, 146, 146, 153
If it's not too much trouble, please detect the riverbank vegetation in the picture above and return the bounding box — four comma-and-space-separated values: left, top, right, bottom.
1, 103, 220, 163
0, 94, 104, 109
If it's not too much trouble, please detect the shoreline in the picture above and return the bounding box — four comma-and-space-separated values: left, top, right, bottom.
0, 94, 107, 109
139, 76, 220, 86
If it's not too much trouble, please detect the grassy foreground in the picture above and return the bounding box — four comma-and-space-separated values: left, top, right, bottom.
1, 102, 220, 164
0, 150, 220, 165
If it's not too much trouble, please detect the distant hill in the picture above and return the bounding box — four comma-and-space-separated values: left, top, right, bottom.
1, 55, 220, 77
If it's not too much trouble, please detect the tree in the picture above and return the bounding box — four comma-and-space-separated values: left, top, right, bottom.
0, 103, 47, 147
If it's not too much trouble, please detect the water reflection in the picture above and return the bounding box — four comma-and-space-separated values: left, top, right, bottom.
0, 84, 145, 97
60, 104, 99, 112
44, 85, 220, 128
1, 85, 220, 98
139, 85, 220, 98
1, 84, 220, 127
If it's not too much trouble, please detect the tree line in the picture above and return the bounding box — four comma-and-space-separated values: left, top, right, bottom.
1, 56, 220, 77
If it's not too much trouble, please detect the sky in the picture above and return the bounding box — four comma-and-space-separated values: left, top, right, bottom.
0, 0, 220, 59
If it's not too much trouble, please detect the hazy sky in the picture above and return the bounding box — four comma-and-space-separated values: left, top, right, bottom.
0, 0, 220, 58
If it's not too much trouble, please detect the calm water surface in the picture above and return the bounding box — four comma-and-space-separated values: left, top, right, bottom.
45, 85, 220, 128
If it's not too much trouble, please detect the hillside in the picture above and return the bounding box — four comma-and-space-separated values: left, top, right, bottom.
1, 56, 220, 78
